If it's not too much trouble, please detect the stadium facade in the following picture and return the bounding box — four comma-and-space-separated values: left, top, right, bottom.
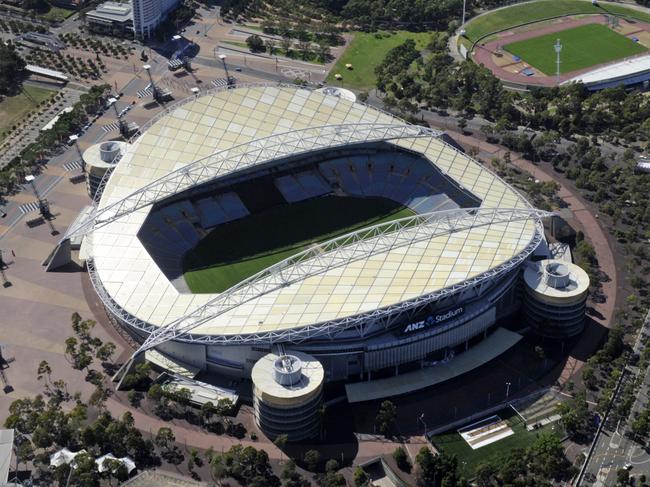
59, 85, 586, 412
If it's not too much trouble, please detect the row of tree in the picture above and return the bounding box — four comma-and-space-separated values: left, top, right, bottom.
0, 42, 26, 96
222, 0, 515, 31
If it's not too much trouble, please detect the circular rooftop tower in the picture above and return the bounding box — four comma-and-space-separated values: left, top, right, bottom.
523, 259, 590, 338
83, 140, 126, 199
252, 351, 324, 441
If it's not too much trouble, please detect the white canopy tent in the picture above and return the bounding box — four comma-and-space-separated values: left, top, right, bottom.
49, 448, 86, 468
96, 453, 136, 474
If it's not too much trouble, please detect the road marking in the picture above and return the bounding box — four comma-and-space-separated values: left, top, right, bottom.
101, 122, 120, 133
19, 201, 40, 215
137, 85, 153, 98
63, 160, 82, 172
211, 77, 228, 88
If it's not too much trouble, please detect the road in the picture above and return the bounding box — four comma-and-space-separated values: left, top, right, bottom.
580, 311, 650, 486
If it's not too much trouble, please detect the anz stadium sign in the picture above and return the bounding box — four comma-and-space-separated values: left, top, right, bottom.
401, 307, 464, 335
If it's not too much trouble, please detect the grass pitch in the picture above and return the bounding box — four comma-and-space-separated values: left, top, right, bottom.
183, 195, 415, 293
503, 24, 647, 75
326, 31, 431, 90
464, 0, 650, 42
430, 408, 563, 477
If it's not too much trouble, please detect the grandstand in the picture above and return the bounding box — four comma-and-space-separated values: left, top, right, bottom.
51, 84, 576, 410
138, 144, 482, 293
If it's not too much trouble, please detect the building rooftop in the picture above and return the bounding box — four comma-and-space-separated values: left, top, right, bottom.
563, 53, 650, 86
88, 85, 537, 341
252, 351, 324, 403
523, 259, 589, 300
86, 1, 132, 22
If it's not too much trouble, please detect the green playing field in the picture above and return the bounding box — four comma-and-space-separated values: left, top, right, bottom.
503, 24, 647, 75
183, 195, 415, 293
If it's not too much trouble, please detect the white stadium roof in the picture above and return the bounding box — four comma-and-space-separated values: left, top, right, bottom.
563, 53, 650, 86
85, 85, 541, 345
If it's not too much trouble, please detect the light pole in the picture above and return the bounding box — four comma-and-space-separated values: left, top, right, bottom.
506, 381, 511, 401
554, 38, 562, 86
418, 413, 427, 438
219, 54, 231, 85
68, 134, 83, 169
462, 0, 467, 26
143, 64, 158, 98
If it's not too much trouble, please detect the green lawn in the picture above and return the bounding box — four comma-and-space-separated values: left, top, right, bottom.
183, 195, 415, 293
430, 408, 564, 478
504, 23, 646, 75
464, 0, 650, 42
40, 5, 75, 22
326, 31, 431, 90
0, 85, 56, 142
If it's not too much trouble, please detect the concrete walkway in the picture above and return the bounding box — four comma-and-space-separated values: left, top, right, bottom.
442, 129, 618, 385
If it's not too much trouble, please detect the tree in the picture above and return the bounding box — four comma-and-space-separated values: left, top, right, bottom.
154, 426, 175, 453
36, 360, 52, 385
70, 451, 101, 487
266, 38, 277, 55
147, 383, 164, 402
375, 400, 397, 436
200, 401, 216, 427
353, 466, 370, 486
274, 433, 288, 463
246, 34, 265, 53
281, 459, 311, 487
557, 391, 592, 440
96, 342, 116, 363
304, 449, 321, 471
170, 387, 192, 417
393, 446, 411, 472
280, 37, 292, 56
528, 431, 567, 479
315, 44, 331, 63
127, 389, 141, 407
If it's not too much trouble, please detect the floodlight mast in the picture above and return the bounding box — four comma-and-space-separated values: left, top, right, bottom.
554, 38, 562, 86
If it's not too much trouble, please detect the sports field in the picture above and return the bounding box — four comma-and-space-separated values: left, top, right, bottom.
430, 408, 563, 477
464, 0, 650, 42
183, 195, 415, 293
503, 24, 647, 75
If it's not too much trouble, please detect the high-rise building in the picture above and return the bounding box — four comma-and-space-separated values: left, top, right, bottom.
131, 0, 179, 39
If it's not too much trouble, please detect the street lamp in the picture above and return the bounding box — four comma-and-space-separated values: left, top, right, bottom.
218, 54, 231, 85
418, 413, 427, 438
506, 381, 511, 401
68, 134, 83, 170
554, 38, 562, 86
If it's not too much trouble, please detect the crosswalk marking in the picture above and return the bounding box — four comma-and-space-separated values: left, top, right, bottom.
63, 160, 82, 172
19, 201, 40, 215
102, 122, 120, 133
137, 85, 153, 98
211, 78, 228, 88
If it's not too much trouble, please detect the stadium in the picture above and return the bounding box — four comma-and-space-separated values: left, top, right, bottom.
51, 84, 589, 436
466, 1, 650, 91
